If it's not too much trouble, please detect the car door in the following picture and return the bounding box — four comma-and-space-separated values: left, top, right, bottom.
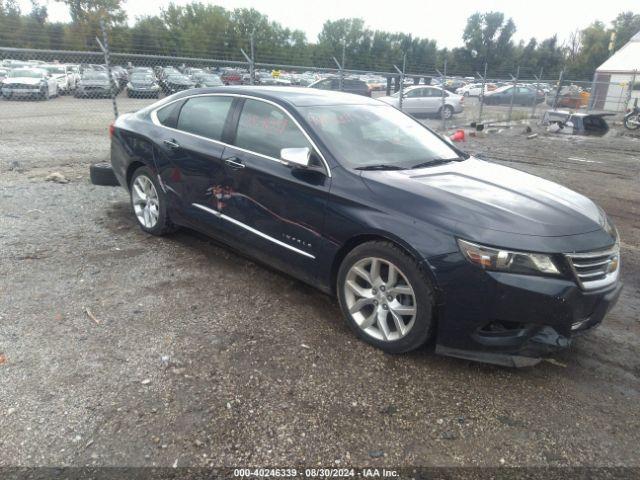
217, 97, 331, 284
517, 86, 532, 105
423, 87, 444, 113
402, 88, 424, 114
152, 95, 236, 233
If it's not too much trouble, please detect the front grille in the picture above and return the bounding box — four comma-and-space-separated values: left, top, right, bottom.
565, 245, 620, 291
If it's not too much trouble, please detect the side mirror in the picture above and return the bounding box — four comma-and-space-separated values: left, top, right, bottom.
280, 147, 310, 167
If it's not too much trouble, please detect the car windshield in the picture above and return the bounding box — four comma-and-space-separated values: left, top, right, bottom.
45, 66, 65, 74
299, 104, 461, 169
131, 74, 154, 82
83, 72, 108, 80
8, 69, 44, 78
196, 74, 221, 83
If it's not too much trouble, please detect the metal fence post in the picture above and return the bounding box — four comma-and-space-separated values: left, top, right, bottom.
96, 19, 118, 119
531, 67, 543, 119
587, 72, 597, 112
507, 66, 519, 125
393, 53, 406, 111
333, 56, 344, 92
552, 68, 564, 110
250, 31, 255, 85
625, 69, 637, 111
477, 62, 487, 124
435, 59, 447, 130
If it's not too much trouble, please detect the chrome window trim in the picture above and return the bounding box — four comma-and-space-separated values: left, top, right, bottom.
192, 203, 315, 259
149, 92, 331, 177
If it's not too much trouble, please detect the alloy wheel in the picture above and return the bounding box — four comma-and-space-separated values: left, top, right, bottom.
132, 175, 160, 229
344, 257, 417, 342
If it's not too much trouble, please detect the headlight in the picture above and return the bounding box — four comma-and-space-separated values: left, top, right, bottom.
457, 239, 561, 276
127, 82, 133, 89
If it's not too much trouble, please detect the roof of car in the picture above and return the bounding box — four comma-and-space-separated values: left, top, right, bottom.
172, 85, 382, 107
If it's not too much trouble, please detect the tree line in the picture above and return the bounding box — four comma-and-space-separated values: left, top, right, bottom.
1, 0, 639, 80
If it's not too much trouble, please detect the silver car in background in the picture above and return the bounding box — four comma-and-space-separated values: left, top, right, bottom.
378, 85, 464, 119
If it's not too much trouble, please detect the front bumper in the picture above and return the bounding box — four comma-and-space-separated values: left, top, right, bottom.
2, 87, 42, 96
429, 253, 622, 367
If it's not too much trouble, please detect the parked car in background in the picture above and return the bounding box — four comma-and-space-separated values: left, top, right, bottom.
484, 85, 545, 106
160, 73, 194, 94
547, 85, 589, 109
110, 86, 621, 367
308, 77, 371, 96
111, 66, 129, 88
378, 85, 463, 119
220, 68, 243, 85
131, 67, 154, 75
43, 64, 76, 94
127, 72, 161, 98
455, 82, 494, 97
74, 71, 115, 98
191, 73, 224, 88
1, 67, 58, 100
183, 67, 204, 76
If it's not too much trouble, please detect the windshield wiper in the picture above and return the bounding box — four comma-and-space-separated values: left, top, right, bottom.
355, 164, 407, 171
410, 158, 460, 169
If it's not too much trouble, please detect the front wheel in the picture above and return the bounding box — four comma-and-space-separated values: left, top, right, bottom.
623, 114, 640, 130
337, 241, 435, 354
129, 166, 177, 235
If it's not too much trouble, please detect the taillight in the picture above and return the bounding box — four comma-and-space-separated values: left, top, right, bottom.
108, 122, 115, 138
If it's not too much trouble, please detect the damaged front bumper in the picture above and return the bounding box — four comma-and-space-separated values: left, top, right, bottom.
429, 255, 623, 367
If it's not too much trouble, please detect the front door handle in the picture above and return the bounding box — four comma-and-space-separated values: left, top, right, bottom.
224, 157, 245, 169
163, 139, 181, 149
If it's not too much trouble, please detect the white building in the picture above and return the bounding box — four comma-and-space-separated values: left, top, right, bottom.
593, 31, 640, 111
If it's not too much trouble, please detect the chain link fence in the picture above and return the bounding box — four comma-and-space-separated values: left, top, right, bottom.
1, 41, 636, 134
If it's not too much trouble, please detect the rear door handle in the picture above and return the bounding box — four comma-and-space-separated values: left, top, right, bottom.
163, 139, 181, 149
224, 157, 245, 169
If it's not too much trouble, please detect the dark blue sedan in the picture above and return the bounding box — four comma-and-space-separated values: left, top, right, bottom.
110, 86, 621, 367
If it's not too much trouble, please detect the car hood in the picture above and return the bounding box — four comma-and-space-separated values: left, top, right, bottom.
80, 80, 110, 86
3, 77, 43, 85
361, 157, 606, 238
167, 79, 193, 85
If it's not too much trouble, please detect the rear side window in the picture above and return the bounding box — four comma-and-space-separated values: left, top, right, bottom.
235, 99, 312, 159
176, 96, 233, 140
155, 101, 182, 128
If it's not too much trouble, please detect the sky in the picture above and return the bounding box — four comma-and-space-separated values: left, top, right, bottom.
19, 0, 640, 48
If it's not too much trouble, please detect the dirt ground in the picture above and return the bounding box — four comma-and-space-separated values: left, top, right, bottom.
1, 96, 639, 469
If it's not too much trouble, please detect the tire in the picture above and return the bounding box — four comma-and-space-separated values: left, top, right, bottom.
337, 241, 435, 354
90, 162, 119, 186
440, 105, 454, 120
129, 166, 176, 235
623, 115, 640, 130
463, 91, 469, 97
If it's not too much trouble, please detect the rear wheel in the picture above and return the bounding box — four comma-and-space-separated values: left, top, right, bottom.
129, 166, 176, 235
440, 105, 454, 120
337, 241, 435, 354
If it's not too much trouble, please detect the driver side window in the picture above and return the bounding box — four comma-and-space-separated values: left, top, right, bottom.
235, 99, 316, 163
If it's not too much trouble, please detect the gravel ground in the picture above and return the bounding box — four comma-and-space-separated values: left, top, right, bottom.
1, 96, 639, 469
